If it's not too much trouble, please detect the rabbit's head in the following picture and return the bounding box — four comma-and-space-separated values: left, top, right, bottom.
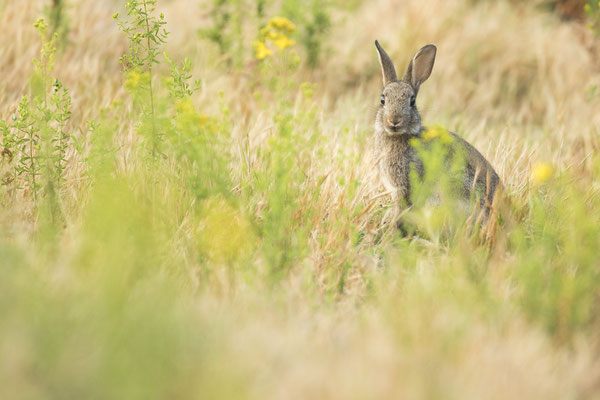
375, 41, 437, 137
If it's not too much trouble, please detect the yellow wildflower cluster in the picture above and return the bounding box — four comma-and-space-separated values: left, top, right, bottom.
252, 16, 296, 60
422, 124, 454, 144
532, 162, 554, 184
268, 16, 296, 31
124, 69, 150, 91
174, 98, 195, 115
252, 41, 273, 60
173, 98, 216, 133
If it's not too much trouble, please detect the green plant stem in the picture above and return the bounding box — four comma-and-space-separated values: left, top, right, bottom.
142, 0, 157, 156
24, 126, 37, 202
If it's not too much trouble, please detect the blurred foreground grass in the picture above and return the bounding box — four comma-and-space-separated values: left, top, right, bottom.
1, 0, 600, 398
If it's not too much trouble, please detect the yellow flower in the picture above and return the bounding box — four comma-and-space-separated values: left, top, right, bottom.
422, 125, 453, 143
532, 162, 554, 184
267, 30, 280, 40
268, 16, 296, 32
124, 70, 150, 91
252, 41, 273, 60
175, 98, 195, 115
125, 70, 141, 90
273, 35, 295, 50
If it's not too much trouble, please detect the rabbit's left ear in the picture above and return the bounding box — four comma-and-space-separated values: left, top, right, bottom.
404, 44, 437, 92
375, 40, 398, 86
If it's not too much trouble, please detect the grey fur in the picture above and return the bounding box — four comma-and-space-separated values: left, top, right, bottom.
373, 41, 501, 224
404, 44, 436, 94
375, 40, 398, 86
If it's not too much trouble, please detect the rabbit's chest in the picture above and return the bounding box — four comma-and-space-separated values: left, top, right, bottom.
378, 140, 419, 193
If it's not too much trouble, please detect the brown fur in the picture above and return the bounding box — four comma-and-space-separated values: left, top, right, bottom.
373, 41, 501, 223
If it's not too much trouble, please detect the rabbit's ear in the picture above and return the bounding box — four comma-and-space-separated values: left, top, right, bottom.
404, 44, 437, 92
375, 40, 398, 86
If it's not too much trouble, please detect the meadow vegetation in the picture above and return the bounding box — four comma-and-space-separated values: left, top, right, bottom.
1, 0, 600, 398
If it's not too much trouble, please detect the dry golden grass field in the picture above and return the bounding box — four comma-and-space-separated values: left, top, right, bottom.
1, 0, 600, 398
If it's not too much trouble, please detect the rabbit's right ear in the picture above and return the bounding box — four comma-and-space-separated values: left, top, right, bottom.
375, 40, 397, 86
403, 44, 437, 93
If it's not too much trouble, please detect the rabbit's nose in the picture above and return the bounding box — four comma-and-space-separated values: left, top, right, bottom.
387, 117, 401, 128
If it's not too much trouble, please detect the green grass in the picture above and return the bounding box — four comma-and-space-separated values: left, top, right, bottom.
1, 0, 600, 398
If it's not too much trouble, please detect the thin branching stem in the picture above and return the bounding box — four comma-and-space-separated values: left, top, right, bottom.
142, 0, 157, 156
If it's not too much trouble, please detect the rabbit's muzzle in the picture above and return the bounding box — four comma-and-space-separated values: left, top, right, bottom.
382, 113, 418, 136
386, 118, 402, 132
387, 122, 403, 133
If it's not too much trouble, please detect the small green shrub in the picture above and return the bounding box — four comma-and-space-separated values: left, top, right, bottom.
405, 126, 472, 241
198, 0, 239, 64
281, 0, 331, 68
585, 0, 600, 35
115, 1, 168, 155
510, 167, 600, 339
0, 18, 74, 204
45, 0, 69, 46
13, 96, 41, 198
199, 0, 334, 68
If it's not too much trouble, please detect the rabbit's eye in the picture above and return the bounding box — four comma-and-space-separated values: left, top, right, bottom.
380, 94, 385, 105
410, 95, 416, 107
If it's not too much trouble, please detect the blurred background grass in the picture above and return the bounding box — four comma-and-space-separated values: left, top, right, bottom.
1, 0, 600, 398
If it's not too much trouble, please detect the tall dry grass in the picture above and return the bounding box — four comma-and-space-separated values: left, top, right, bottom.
1, 0, 600, 398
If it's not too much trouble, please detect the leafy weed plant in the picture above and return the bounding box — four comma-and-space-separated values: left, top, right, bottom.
1, 0, 600, 398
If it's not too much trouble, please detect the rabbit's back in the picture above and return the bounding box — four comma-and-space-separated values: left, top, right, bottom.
449, 132, 501, 208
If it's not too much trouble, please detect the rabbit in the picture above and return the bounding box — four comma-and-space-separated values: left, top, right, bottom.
373, 40, 501, 229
